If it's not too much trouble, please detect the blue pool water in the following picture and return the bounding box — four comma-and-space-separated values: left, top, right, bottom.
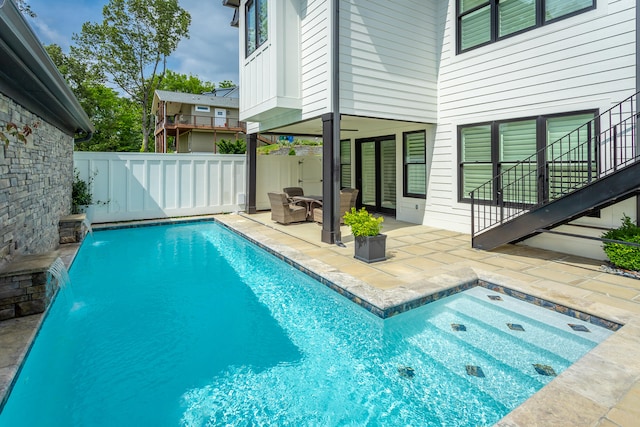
0, 222, 613, 426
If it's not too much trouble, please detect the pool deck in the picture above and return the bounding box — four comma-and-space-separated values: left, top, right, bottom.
2, 213, 640, 425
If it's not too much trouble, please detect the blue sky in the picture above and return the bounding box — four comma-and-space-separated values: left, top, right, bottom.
25, 0, 240, 86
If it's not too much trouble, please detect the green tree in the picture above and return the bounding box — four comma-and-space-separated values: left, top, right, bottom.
73, 0, 191, 152
16, 0, 36, 18
218, 80, 235, 88
45, 44, 142, 152
158, 70, 215, 94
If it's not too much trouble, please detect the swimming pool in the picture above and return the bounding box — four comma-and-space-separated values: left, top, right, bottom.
0, 221, 614, 426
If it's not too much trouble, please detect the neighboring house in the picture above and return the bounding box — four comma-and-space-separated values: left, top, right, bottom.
226, 0, 639, 259
0, 0, 93, 263
152, 88, 245, 153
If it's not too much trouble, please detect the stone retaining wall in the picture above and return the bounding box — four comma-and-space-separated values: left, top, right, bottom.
0, 92, 74, 264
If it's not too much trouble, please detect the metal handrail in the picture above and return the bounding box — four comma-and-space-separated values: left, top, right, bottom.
471, 92, 639, 238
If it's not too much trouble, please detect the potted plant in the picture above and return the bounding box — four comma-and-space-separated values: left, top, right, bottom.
72, 169, 107, 222
343, 207, 386, 263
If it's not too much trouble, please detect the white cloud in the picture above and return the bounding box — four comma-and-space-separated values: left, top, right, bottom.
26, 0, 240, 86
170, 0, 240, 85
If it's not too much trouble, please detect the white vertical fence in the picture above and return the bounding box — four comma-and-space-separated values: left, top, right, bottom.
74, 152, 246, 223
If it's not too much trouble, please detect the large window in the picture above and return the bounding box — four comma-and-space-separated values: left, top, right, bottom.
245, 0, 268, 57
340, 139, 351, 188
459, 111, 596, 203
457, 0, 595, 53
403, 131, 426, 198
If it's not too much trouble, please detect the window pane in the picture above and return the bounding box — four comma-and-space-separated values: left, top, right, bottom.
545, 0, 593, 21
341, 164, 352, 188
380, 139, 396, 210
501, 162, 538, 204
499, 120, 536, 162
340, 139, 351, 164
246, 1, 256, 55
547, 113, 596, 199
460, 0, 489, 13
406, 164, 426, 195
499, 0, 536, 37
547, 113, 594, 144
460, 6, 491, 50
257, 0, 268, 45
340, 139, 351, 188
360, 142, 376, 206
461, 125, 491, 162
463, 164, 493, 199
405, 131, 425, 163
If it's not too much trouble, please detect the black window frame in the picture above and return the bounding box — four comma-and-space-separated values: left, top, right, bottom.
456, 0, 596, 54
245, 0, 268, 58
458, 109, 599, 204
403, 130, 427, 199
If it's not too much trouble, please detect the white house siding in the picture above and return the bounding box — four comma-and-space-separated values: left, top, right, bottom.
300, 0, 332, 120
423, 0, 637, 235
339, 0, 439, 123
240, 0, 301, 127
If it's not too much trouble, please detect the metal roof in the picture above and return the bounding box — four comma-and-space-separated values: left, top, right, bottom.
152, 89, 240, 113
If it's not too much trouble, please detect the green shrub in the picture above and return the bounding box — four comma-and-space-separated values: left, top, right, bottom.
288, 148, 296, 155
602, 215, 640, 271
343, 207, 384, 237
72, 170, 93, 213
217, 138, 246, 154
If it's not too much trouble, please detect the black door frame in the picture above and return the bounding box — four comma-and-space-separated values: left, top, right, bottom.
355, 134, 396, 216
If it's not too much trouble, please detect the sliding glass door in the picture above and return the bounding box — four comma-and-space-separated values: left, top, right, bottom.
356, 136, 396, 215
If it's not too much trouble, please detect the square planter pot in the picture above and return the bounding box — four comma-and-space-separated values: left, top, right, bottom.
354, 234, 387, 263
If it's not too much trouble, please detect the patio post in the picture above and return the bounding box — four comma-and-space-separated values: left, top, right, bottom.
321, 113, 341, 244
246, 133, 257, 214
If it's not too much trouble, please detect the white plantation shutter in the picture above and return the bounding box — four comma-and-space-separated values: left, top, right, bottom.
499, 120, 538, 203
545, 0, 593, 21
460, 6, 491, 51
460, 0, 487, 12
498, 0, 536, 37
546, 113, 596, 199
380, 139, 396, 209
340, 140, 351, 188
499, 120, 536, 162
462, 125, 491, 162
461, 125, 492, 199
404, 131, 426, 197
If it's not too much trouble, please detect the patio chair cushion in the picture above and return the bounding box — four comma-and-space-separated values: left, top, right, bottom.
268, 192, 307, 224
313, 189, 359, 224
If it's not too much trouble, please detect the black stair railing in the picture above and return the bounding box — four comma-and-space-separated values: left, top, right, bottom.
471, 92, 639, 240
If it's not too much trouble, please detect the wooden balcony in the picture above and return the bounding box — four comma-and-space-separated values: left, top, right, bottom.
155, 114, 245, 136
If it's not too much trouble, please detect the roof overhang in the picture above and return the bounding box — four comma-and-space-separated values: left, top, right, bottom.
260, 115, 432, 139
0, 0, 93, 135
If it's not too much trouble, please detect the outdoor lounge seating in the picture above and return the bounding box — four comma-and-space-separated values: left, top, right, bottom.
268, 192, 307, 225
312, 188, 359, 224
283, 187, 304, 201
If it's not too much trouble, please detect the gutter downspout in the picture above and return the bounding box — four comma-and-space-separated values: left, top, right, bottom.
74, 131, 93, 144
329, 0, 342, 244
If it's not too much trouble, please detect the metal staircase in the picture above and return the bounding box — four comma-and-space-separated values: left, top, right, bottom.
471, 92, 640, 250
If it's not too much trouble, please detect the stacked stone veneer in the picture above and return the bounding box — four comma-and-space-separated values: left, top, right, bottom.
0, 253, 60, 320
0, 91, 74, 264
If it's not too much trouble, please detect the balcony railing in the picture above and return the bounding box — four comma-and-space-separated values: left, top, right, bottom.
156, 115, 245, 131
